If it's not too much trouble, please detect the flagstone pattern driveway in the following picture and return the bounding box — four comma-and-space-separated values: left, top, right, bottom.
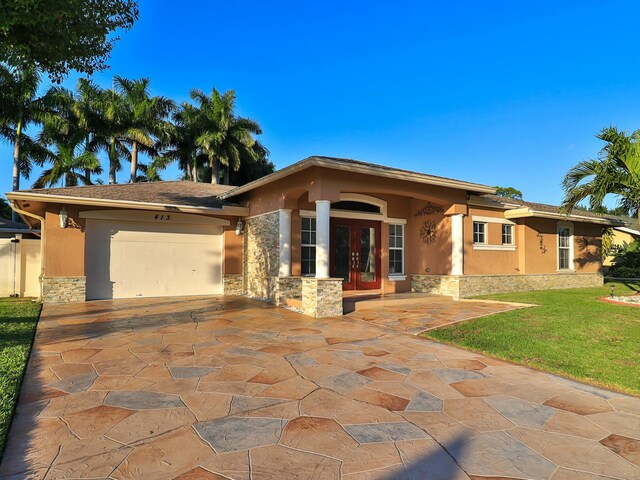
1, 296, 639, 479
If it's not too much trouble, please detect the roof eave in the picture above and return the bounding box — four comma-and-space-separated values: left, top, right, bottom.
5, 191, 249, 217
504, 208, 627, 226
221, 157, 496, 199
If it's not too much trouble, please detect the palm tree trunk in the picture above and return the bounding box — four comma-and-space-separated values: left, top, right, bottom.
211, 158, 220, 184
130, 142, 138, 183
223, 167, 230, 185
11, 116, 22, 221
192, 155, 197, 182
109, 137, 117, 184
84, 137, 92, 184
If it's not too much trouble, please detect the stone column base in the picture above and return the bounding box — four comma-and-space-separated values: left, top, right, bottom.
269, 276, 302, 306
223, 274, 244, 296
302, 277, 343, 317
42, 276, 86, 303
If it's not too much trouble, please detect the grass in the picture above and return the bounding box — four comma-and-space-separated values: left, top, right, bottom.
0, 298, 41, 459
424, 280, 640, 396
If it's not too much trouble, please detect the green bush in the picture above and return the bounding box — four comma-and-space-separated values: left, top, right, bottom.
608, 241, 640, 278
608, 265, 640, 278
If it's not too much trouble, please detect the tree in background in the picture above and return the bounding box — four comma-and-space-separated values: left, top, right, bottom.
494, 186, 523, 200
562, 127, 640, 224
32, 86, 102, 188
0, 64, 54, 219
0, 0, 139, 82
0, 197, 13, 219
153, 102, 202, 182
113, 76, 175, 182
190, 88, 264, 184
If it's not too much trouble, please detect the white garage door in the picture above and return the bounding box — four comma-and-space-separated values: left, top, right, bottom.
85, 218, 223, 300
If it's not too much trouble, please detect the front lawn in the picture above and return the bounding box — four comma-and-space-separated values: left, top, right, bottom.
0, 298, 41, 459
424, 281, 640, 396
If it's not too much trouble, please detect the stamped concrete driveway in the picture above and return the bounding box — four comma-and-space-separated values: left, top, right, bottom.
1, 296, 639, 480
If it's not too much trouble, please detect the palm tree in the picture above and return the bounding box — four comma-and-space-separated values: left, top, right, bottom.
154, 102, 204, 182
32, 86, 102, 188
113, 76, 175, 183
32, 132, 102, 188
0, 65, 52, 218
190, 88, 263, 184
562, 127, 640, 224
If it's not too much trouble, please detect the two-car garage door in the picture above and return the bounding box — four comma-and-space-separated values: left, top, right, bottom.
85, 217, 223, 300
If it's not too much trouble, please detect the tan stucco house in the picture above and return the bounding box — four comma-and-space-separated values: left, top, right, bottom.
6, 156, 628, 317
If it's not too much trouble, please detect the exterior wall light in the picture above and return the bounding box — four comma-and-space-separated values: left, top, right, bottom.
59, 207, 68, 228
235, 219, 244, 235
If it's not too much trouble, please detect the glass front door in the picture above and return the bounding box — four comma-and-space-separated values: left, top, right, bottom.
330, 219, 381, 290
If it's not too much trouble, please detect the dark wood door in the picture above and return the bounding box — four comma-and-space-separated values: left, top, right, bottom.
330, 219, 381, 290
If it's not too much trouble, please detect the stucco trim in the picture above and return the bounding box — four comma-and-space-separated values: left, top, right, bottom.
472, 215, 515, 225
472, 244, 517, 251
6, 191, 248, 217
79, 209, 231, 226
505, 207, 623, 226
221, 157, 496, 199
299, 209, 407, 224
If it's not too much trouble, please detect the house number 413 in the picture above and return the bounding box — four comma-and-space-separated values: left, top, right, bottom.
154, 214, 171, 221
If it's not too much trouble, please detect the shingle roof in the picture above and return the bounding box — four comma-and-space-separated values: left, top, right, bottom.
0, 217, 28, 230
17, 181, 238, 209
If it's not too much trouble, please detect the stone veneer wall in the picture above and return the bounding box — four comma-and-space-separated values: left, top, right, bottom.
223, 274, 244, 296
412, 273, 603, 299
243, 213, 280, 300
269, 276, 303, 306
302, 277, 343, 317
42, 276, 86, 303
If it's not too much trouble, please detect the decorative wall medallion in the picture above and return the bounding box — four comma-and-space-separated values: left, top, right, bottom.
420, 220, 438, 245
415, 202, 444, 216
536, 232, 547, 254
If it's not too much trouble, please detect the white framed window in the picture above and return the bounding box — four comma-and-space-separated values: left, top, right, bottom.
301, 217, 316, 276
473, 222, 486, 244
502, 224, 514, 245
389, 224, 404, 275
557, 222, 574, 271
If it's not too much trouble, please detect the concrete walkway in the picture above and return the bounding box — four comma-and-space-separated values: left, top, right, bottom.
0, 296, 638, 479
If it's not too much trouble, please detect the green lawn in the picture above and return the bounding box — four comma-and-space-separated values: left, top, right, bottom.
424, 280, 640, 396
0, 298, 41, 459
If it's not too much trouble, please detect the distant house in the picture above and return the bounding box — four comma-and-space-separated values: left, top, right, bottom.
604, 218, 640, 270
6, 156, 628, 316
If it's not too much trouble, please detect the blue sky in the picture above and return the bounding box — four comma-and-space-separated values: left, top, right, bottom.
3, 0, 640, 207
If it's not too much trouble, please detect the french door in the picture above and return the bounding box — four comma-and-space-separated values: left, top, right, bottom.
330, 219, 381, 290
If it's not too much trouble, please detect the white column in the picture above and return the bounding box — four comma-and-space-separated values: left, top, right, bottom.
278, 209, 292, 277
315, 200, 331, 278
451, 214, 464, 276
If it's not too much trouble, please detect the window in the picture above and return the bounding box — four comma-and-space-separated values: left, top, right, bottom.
301, 217, 316, 275
389, 224, 404, 274
473, 222, 486, 244
558, 225, 572, 270
502, 224, 514, 245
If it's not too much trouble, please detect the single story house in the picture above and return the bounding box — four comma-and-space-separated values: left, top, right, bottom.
6, 156, 627, 317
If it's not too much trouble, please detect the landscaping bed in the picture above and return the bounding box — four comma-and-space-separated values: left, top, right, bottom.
0, 298, 41, 459
423, 281, 640, 396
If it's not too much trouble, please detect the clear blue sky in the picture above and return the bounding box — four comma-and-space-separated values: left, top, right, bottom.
3, 0, 640, 207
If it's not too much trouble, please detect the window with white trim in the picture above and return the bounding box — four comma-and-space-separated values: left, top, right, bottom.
473, 222, 486, 244
301, 217, 316, 276
389, 224, 404, 274
502, 224, 514, 245
558, 225, 572, 270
